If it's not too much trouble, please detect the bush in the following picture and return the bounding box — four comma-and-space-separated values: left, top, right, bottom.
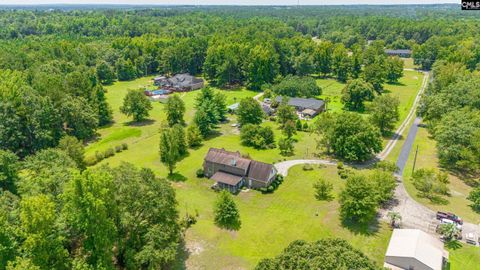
84, 155, 97, 166
121, 143, 128, 150
95, 151, 105, 162
338, 168, 352, 179
303, 122, 309, 131
337, 162, 344, 170
196, 168, 205, 178
104, 148, 115, 158
115, 145, 123, 153
302, 163, 314, 171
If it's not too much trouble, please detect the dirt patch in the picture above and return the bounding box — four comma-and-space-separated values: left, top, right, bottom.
186, 240, 205, 256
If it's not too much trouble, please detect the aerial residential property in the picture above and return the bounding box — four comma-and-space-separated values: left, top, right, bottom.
0, 2, 479, 270
154, 73, 205, 91
203, 148, 277, 192
274, 96, 326, 118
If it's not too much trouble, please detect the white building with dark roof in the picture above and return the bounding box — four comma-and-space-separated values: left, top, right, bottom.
384, 229, 448, 270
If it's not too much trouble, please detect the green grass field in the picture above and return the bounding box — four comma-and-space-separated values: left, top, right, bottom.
402, 123, 480, 224
174, 165, 392, 269
84, 72, 429, 269
401, 57, 419, 70
448, 243, 480, 270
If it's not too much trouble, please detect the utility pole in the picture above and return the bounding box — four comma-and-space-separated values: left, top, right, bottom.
412, 145, 419, 173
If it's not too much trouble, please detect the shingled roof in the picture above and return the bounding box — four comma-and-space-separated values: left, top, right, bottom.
204, 148, 251, 171
247, 160, 275, 183
275, 96, 325, 111
211, 171, 243, 186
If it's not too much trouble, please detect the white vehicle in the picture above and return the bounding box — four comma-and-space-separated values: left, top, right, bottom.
440, 218, 462, 231
465, 233, 478, 245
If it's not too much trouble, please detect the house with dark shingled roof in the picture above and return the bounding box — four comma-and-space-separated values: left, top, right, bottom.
203, 148, 277, 192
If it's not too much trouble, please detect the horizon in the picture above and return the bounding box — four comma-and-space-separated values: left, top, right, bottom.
0, 0, 460, 6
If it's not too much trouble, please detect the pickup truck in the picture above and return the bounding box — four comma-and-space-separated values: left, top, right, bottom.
436, 211, 463, 225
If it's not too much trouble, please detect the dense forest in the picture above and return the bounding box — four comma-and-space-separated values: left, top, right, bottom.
0, 5, 480, 270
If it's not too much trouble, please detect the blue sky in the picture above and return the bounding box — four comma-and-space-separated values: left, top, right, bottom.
0, 0, 459, 5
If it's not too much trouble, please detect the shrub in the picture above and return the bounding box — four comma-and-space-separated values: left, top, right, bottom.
338, 168, 352, 179
84, 155, 97, 166
121, 143, 128, 150
337, 162, 344, 170
302, 163, 314, 171
95, 151, 105, 162
196, 168, 205, 178
115, 145, 123, 153
104, 148, 115, 158
303, 122, 309, 131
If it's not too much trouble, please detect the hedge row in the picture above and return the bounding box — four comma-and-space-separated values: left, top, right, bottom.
85, 143, 128, 166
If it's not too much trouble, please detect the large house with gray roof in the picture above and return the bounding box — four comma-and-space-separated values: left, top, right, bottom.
203, 148, 277, 192
154, 73, 204, 91
275, 96, 325, 118
384, 49, 412, 58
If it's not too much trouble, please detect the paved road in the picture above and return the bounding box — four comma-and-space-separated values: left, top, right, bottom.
395, 117, 421, 176
274, 70, 480, 244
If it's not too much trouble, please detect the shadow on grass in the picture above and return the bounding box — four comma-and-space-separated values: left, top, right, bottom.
124, 119, 155, 127
216, 219, 242, 231
203, 130, 222, 141
341, 216, 380, 236
422, 194, 449, 205
168, 173, 187, 182
171, 238, 190, 270
445, 240, 462, 250
386, 81, 406, 86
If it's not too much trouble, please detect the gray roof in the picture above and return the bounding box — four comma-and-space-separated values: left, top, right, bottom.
204, 148, 251, 171
211, 171, 243, 186
275, 96, 325, 111
384, 49, 412, 55
247, 160, 276, 183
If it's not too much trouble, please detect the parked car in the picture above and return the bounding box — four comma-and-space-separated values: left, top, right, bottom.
465, 233, 478, 245
436, 211, 463, 225
440, 218, 462, 231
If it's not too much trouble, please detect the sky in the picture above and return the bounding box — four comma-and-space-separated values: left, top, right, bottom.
0, 0, 459, 6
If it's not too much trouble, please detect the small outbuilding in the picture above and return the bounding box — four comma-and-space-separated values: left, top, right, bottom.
384, 229, 448, 270
385, 49, 412, 58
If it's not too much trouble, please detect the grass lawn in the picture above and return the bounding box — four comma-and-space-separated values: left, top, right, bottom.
85, 78, 258, 157
316, 70, 424, 147
316, 78, 345, 113
402, 57, 418, 70
448, 243, 480, 270
174, 165, 392, 269
84, 73, 428, 269
402, 123, 480, 224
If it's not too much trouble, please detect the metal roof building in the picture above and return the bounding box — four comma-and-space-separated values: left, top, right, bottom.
384, 229, 448, 270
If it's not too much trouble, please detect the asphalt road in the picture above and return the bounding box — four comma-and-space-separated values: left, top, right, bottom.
395, 117, 421, 176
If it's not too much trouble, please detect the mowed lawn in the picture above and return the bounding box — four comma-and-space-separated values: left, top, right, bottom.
402, 123, 480, 224
317, 70, 424, 147
85, 72, 426, 269
174, 165, 392, 269
85, 78, 259, 157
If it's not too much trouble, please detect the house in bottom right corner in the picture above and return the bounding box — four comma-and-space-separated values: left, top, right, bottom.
384, 229, 449, 270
